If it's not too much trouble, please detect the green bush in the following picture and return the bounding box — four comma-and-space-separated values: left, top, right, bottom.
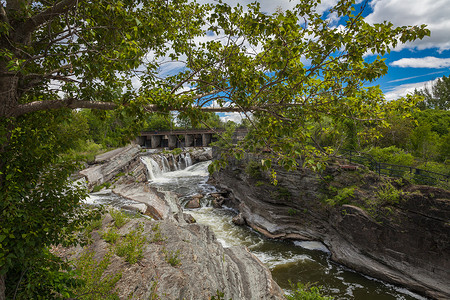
162, 248, 181, 266
286, 282, 333, 300
101, 226, 120, 244
73, 249, 122, 300
326, 186, 355, 206
365, 146, 415, 166
110, 209, 129, 228
245, 160, 263, 179
377, 182, 402, 205
115, 223, 147, 264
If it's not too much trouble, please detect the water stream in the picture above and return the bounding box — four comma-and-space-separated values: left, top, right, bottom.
87, 154, 427, 300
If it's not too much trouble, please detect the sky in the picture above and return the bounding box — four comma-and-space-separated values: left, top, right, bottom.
172, 0, 450, 122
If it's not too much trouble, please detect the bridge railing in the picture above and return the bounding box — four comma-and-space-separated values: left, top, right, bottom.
341, 150, 449, 188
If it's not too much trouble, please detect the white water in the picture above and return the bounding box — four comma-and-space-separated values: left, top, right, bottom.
87, 153, 427, 300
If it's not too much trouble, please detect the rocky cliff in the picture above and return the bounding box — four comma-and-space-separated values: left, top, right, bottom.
211, 156, 450, 299
73, 145, 285, 299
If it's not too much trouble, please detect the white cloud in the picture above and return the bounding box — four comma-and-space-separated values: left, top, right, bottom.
365, 0, 450, 51
390, 57, 450, 69
220, 112, 246, 123
384, 77, 440, 100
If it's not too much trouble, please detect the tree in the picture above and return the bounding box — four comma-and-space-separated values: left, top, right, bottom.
1, 0, 429, 298
415, 75, 450, 110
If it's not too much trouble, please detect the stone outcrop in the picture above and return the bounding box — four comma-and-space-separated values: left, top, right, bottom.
211, 156, 450, 299
75, 146, 285, 299
58, 215, 285, 300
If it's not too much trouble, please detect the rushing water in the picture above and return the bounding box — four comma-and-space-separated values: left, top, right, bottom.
87, 153, 428, 300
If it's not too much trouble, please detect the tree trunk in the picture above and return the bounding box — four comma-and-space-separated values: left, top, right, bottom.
0, 273, 5, 300
0, 74, 19, 118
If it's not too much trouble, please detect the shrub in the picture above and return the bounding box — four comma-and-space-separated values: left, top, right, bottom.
151, 223, 166, 243
365, 146, 415, 166
115, 223, 147, 264
73, 249, 122, 299
245, 160, 262, 179
109, 209, 129, 228
326, 186, 355, 206
101, 226, 120, 244
377, 182, 403, 205
286, 282, 333, 300
162, 248, 181, 266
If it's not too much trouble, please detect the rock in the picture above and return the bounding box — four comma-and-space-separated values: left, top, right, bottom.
212, 156, 450, 299
232, 213, 246, 225
79, 145, 145, 190
113, 183, 179, 220
174, 213, 196, 224
122, 203, 148, 214
185, 197, 201, 209
59, 216, 285, 300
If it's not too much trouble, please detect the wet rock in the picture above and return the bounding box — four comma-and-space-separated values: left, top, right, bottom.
232, 213, 246, 225
174, 213, 196, 224
186, 197, 201, 209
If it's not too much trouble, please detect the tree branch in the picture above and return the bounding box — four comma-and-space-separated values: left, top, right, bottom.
16, 0, 79, 38
7, 98, 252, 118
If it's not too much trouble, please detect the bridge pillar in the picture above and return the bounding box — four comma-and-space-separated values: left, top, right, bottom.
202, 133, 211, 147
135, 136, 145, 146
185, 134, 194, 147
168, 135, 177, 149
151, 135, 162, 148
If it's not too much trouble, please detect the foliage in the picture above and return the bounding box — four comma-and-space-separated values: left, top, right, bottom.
365, 146, 415, 166
110, 209, 129, 228
286, 282, 333, 300
144, 113, 174, 131
101, 227, 120, 245
245, 160, 263, 179
162, 248, 181, 267
115, 223, 147, 264
4, 248, 80, 299
150, 223, 166, 243
415, 76, 450, 110
376, 182, 403, 205
72, 249, 122, 300
326, 186, 356, 206
0, 111, 102, 295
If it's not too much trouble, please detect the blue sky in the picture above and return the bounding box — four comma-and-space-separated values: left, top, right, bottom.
224, 0, 450, 100
171, 0, 450, 122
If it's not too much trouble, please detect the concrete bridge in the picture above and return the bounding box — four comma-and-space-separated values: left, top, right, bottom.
136, 128, 247, 149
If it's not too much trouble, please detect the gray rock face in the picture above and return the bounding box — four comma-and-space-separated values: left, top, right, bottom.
76, 146, 285, 299
61, 216, 285, 300
212, 159, 450, 299
79, 145, 146, 190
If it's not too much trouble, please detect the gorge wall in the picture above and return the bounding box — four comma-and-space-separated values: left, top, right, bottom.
211, 154, 450, 299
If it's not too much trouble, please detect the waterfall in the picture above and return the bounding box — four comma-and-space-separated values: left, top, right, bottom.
141, 156, 162, 180
178, 153, 186, 170
162, 156, 170, 173
185, 153, 193, 167
170, 154, 178, 171
141, 152, 194, 180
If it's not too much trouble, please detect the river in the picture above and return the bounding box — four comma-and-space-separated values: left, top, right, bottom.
87, 154, 427, 300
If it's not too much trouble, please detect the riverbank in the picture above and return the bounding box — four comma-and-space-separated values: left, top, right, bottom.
211, 154, 450, 299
